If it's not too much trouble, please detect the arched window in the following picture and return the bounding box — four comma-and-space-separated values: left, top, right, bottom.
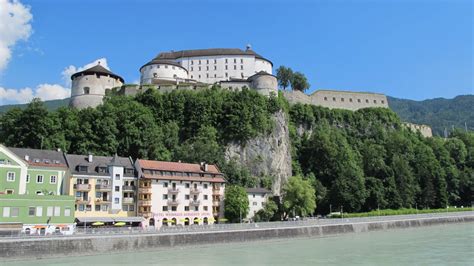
203, 217, 208, 225
194, 217, 199, 225
83, 87, 90, 94
184, 218, 190, 226
162, 218, 168, 226
25, 228, 31, 235
171, 218, 177, 226
149, 218, 155, 226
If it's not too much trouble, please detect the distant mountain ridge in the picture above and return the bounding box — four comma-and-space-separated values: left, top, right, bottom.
0, 95, 472, 136
387, 95, 474, 136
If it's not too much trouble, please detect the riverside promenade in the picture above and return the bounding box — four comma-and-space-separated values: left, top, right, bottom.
1, 212, 473, 261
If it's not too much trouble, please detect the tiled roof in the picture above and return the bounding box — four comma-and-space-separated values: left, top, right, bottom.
246, 188, 272, 194
143, 173, 225, 183
71, 64, 124, 83
8, 147, 68, 168
138, 159, 221, 174
65, 154, 135, 177
153, 48, 272, 65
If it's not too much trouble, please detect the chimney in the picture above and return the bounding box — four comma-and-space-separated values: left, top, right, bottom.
88, 154, 93, 163
204, 163, 208, 172
24, 155, 29, 161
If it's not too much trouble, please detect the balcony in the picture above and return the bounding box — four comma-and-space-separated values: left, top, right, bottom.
95, 184, 112, 190
167, 187, 180, 194
122, 185, 136, 191
167, 199, 180, 206
212, 188, 220, 195
74, 184, 91, 191
139, 187, 152, 194
189, 200, 200, 206
190, 188, 201, 194
212, 200, 220, 207
75, 197, 91, 204
138, 200, 152, 206
123, 197, 134, 204
95, 197, 111, 203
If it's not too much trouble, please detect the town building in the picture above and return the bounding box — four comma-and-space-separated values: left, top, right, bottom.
246, 188, 272, 220
0, 145, 75, 235
65, 153, 143, 226
134, 160, 226, 228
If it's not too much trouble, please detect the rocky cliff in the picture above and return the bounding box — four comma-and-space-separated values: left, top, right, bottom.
225, 110, 292, 195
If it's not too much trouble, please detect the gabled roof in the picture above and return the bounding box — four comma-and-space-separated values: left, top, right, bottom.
153, 48, 272, 66
138, 159, 222, 175
71, 64, 124, 83
8, 147, 67, 168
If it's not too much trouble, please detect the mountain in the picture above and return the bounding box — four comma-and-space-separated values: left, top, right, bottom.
0, 98, 69, 113
387, 95, 474, 136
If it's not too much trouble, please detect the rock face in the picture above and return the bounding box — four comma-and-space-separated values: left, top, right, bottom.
225, 110, 292, 195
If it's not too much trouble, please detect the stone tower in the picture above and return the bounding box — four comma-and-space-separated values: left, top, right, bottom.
69, 64, 124, 109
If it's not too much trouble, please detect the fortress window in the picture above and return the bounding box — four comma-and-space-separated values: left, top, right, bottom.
214, 66, 217, 70
214, 74, 217, 78
234, 59, 237, 63
374, 100, 377, 103
206, 73, 209, 78
191, 75, 193, 79
366, 99, 369, 103
358, 99, 361, 103
225, 59, 228, 63
241, 65, 243, 70
349, 98, 353, 102
332, 97, 336, 101
341, 98, 344, 102
241, 59, 243, 63
324, 97, 327, 101
199, 75, 201, 79
165, 65, 168, 69
191, 61, 194, 65
381, 100, 385, 104
199, 66, 201, 71
157, 65, 160, 68
199, 60, 201, 65
225, 72, 228, 77
214, 59, 217, 64
206, 60, 209, 64
234, 65, 237, 70
83, 87, 90, 94
153, 73, 157, 78
207, 66, 209, 71
191, 67, 193, 71
173, 74, 177, 78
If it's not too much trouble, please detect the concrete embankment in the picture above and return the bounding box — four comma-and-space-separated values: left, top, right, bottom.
1, 213, 473, 261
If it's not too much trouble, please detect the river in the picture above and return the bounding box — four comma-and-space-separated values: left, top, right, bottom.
5, 222, 473, 265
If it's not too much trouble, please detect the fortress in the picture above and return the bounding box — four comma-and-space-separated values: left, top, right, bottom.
68, 46, 431, 137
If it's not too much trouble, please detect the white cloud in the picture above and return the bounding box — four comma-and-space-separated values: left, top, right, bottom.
0, 0, 33, 72
0, 83, 69, 105
61, 58, 109, 86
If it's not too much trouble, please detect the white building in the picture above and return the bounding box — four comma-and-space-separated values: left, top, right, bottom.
135, 160, 226, 228
140, 46, 273, 85
246, 188, 272, 220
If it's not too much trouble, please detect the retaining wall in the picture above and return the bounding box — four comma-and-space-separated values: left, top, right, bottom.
1, 214, 473, 261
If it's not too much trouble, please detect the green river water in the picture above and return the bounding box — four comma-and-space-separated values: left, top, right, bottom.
5, 222, 474, 265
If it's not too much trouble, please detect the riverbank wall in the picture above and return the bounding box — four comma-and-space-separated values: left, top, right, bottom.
1, 213, 473, 261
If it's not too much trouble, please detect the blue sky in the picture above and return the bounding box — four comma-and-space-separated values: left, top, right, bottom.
0, 0, 472, 105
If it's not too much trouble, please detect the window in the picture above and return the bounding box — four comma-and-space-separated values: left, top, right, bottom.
198, 66, 201, 71
366, 99, 369, 103
184, 206, 189, 211
163, 194, 168, 200
50, 175, 57, 184
2, 207, 10, 217
36, 206, 43, 217
129, 205, 134, 211
199, 60, 201, 65
185, 194, 190, 200
163, 182, 168, 188
11, 207, 19, 217
54, 206, 60, 216
114, 198, 119, 204
349, 98, 353, 102
36, 175, 43, 183
204, 206, 208, 211
83, 87, 90, 94
241, 59, 244, 63
172, 66, 175, 70
214, 66, 217, 70
381, 100, 385, 104
46, 206, 53, 217
6, 172, 15, 182
234, 65, 237, 70
374, 100, 377, 104
214, 59, 217, 63
64, 208, 71, 216
333, 97, 336, 101
253, 202, 258, 206
191, 75, 193, 79
341, 98, 344, 102
115, 174, 120, 180
225, 59, 228, 63
191, 60, 194, 65
234, 59, 237, 63
191, 67, 193, 71
241, 65, 243, 70
225, 73, 228, 77
95, 205, 101, 211
28, 207, 35, 216
101, 205, 108, 211
225, 65, 228, 70
171, 206, 177, 211
194, 206, 199, 211
206, 60, 209, 64
162, 206, 168, 211
78, 204, 85, 211
115, 186, 120, 192
5, 189, 13, 194
185, 183, 190, 188
207, 73, 209, 78
26, 175, 30, 183
204, 195, 208, 200
165, 65, 168, 69
122, 205, 128, 212
198, 75, 201, 79
358, 99, 361, 103
203, 184, 208, 189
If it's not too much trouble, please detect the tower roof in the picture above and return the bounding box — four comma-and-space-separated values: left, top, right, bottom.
139, 59, 189, 72
71, 64, 124, 83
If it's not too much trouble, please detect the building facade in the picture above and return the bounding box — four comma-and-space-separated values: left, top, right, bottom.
65, 154, 142, 225
246, 188, 272, 220
135, 160, 225, 228
0, 145, 75, 235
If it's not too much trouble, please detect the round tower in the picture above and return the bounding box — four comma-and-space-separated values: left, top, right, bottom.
248, 71, 278, 96
69, 64, 124, 109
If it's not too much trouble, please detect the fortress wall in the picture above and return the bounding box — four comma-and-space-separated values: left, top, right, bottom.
281, 90, 312, 105
403, 122, 433, 138
1, 213, 472, 261
310, 90, 389, 111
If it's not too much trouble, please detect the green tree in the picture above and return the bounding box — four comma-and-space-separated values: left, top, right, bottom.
276, 66, 293, 90
282, 175, 316, 218
253, 199, 278, 222
224, 185, 249, 223
291, 72, 310, 92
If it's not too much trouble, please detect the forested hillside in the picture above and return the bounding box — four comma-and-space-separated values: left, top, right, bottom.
0, 87, 472, 215
0, 98, 69, 113
388, 95, 474, 136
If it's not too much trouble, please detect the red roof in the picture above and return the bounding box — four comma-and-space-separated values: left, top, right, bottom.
143, 174, 225, 183
138, 160, 222, 174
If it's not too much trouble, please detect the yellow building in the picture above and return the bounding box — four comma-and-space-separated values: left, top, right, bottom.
65, 154, 143, 226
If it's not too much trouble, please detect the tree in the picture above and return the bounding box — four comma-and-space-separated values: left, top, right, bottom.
224, 185, 249, 223
276, 66, 293, 90
291, 72, 310, 92
282, 175, 316, 218
253, 199, 278, 222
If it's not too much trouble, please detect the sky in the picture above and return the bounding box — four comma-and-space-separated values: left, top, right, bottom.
0, 0, 472, 105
